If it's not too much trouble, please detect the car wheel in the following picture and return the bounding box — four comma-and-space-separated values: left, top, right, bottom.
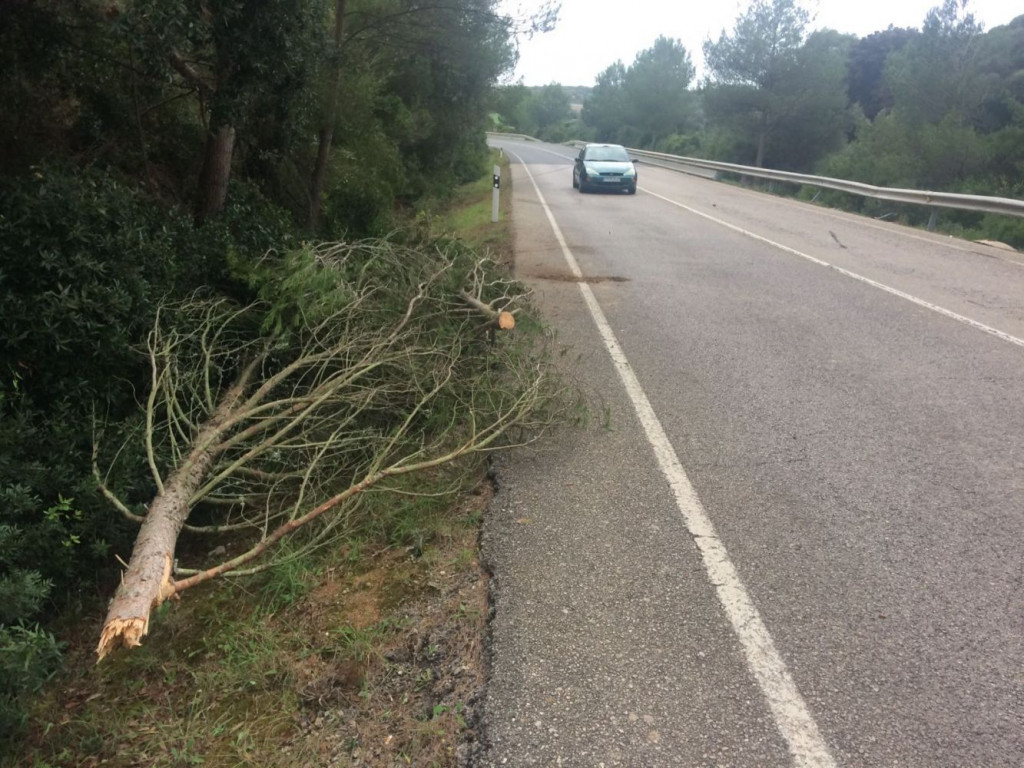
578, 176, 587, 193
628, 183, 637, 195
572, 172, 578, 189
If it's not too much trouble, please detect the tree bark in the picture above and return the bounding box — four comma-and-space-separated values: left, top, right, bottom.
196, 122, 236, 223
96, 368, 252, 661
307, 0, 348, 231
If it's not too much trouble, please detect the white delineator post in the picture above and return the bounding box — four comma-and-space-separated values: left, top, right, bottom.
492, 165, 500, 223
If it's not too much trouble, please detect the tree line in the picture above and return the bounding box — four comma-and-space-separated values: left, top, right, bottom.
492, 0, 1024, 244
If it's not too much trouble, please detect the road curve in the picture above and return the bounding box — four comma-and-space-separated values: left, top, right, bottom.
477, 138, 1024, 767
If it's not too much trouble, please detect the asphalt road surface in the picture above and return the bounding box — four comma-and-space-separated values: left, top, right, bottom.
477, 138, 1024, 767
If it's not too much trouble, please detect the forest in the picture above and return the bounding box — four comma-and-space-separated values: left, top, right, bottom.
494, 0, 1024, 245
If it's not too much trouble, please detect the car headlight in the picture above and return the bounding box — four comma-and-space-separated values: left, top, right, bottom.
624, 167, 636, 178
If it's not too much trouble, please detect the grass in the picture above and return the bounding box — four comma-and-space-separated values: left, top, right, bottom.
4, 156, 519, 768
11, 486, 493, 768
427, 149, 514, 261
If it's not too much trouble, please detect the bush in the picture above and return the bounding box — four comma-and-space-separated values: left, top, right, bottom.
323, 176, 394, 238
0, 167, 177, 626
0, 166, 297, 617
963, 212, 1024, 249
0, 167, 174, 409
658, 133, 701, 156
0, 623, 64, 741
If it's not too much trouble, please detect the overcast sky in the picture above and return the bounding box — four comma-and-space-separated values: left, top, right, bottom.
501, 0, 1021, 87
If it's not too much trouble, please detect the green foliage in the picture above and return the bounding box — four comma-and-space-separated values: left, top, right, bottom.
884, 0, 986, 128
490, 83, 532, 132
324, 177, 396, 238
231, 244, 355, 336
815, 4, 1023, 229
0, 167, 172, 408
974, 16, 1024, 131
581, 37, 699, 147
701, 0, 851, 169
703, 0, 809, 88
0, 2, 137, 177
657, 133, 702, 156
365, 0, 516, 199
818, 112, 914, 188
0, 568, 51, 628
528, 84, 574, 139
763, 29, 855, 170
0, 623, 64, 740
582, 61, 629, 142
622, 37, 698, 146
0, 167, 184, 634
130, 0, 329, 138
0, 518, 54, 626
0, 398, 130, 610
846, 27, 918, 120
966, 213, 1024, 249
1, 0, 519, 237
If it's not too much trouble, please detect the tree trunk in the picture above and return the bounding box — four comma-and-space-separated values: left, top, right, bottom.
96, 370, 252, 660
196, 122, 236, 223
307, 0, 348, 232
755, 110, 769, 168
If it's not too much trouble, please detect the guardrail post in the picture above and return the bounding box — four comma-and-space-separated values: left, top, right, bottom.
927, 208, 939, 232
492, 165, 500, 223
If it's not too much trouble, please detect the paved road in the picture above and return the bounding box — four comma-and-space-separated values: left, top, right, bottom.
477, 138, 1024, 767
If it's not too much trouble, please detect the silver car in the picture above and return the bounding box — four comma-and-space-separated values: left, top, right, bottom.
573, 143, 637, 194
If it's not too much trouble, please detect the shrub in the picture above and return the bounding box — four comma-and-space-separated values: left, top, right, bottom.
323, 176, 394, 238
0, 167, 175, 409
0, 166, 296, 618
0, 623, 64, 741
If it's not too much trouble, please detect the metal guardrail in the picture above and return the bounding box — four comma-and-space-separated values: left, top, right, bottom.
486, 131, 539, 143
564, 140, 1024, 220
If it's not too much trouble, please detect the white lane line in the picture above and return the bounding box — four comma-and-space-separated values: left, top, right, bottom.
491, 139, 575, 163
508, 151, 837, 768
641, 187, 1024, 349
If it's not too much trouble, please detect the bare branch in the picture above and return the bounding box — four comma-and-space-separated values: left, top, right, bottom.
95, 240, 568, 658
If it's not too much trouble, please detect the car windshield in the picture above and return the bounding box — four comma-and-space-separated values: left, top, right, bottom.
585, 146, 630, 162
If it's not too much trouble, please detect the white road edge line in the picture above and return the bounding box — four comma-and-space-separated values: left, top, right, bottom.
491, 139, 575, 163
641, 187, 1024, 350
508, 150, 838, 768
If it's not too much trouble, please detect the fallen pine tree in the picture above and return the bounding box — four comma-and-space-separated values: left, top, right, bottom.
92, 238, 564, 660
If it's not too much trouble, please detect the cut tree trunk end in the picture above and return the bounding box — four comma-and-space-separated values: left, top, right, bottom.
95, 447, 217, 661
95, 482, 198, 660
458, 291, 515, 330
96, 370, 251, 661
